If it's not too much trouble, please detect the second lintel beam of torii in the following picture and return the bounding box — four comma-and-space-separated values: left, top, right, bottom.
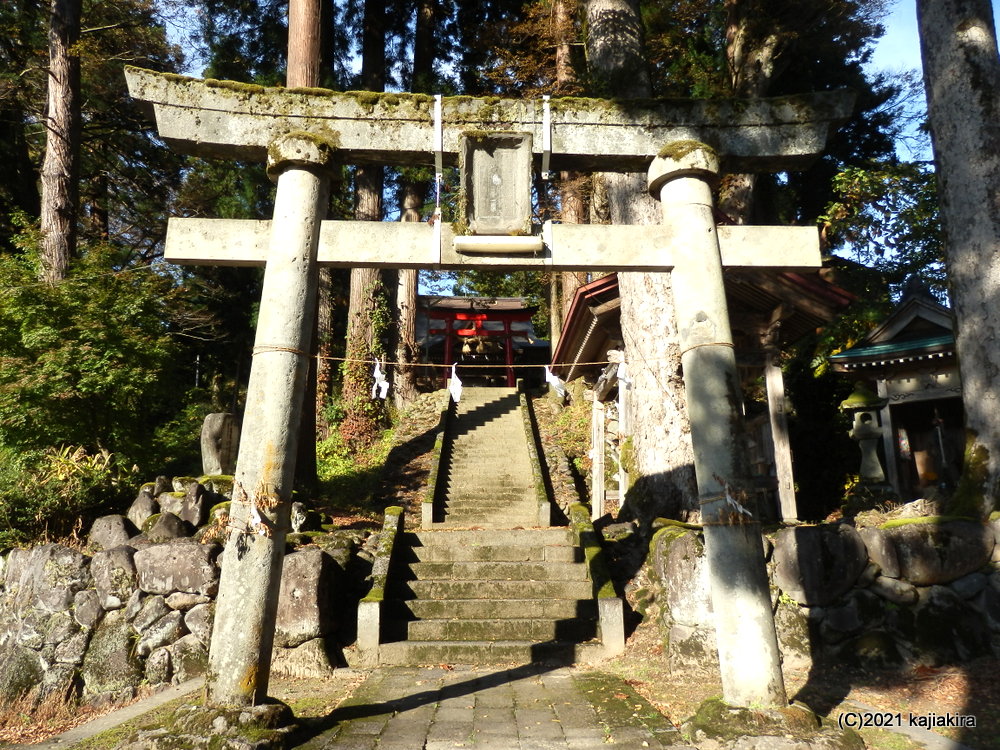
164, 219, 824, 272
125, 67, 853, 174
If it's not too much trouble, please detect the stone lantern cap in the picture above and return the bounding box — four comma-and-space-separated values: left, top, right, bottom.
839, 381, 886, 412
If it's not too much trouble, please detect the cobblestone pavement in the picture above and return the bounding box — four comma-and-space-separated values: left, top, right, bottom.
293, 664, 686, 749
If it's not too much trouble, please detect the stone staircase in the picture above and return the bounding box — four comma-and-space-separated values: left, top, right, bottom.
377, 527, 607, 665
360, 387, 622, 666
437, 386, 543, 528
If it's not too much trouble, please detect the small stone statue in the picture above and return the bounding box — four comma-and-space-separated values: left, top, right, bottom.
200, 413, 240, 476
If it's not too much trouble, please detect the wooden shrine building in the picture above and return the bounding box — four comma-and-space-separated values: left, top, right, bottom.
552, 270, 853, 521
417, 296, 550, 388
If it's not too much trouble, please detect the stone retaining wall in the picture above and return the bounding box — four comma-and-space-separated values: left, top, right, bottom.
643, 516, 1000, 673
0, 476, 374, 706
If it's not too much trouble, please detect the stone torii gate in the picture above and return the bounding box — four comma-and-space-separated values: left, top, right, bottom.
127, 67, 851, 710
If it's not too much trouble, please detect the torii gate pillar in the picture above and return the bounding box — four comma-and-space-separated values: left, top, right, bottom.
206, 132, 336, 706
649, 143, 786, 707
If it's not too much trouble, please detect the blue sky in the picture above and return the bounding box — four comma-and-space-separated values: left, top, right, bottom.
871, 0, 1000, 74
868, 1, 999, 159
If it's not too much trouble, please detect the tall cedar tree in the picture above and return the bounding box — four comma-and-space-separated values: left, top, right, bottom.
340, 0, 394, 449
39, 0, 81, 282
918, 0, 1000, 517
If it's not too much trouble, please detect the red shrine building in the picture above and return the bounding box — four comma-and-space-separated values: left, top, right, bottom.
416, 296, 550, 388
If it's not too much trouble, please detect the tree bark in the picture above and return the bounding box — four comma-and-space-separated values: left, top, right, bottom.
394, 183, 423, 407
585, 0, 785, 708
340, 0, 392, 446
287, 0, 321, 88
718, 0, 782, 223
553, 0, 585, 349
584, 0, 651, 98
391, 0, 435, 407
39, 0, 81, 283
604, 174, 698, 522
341, 166, 389, 446
918, 0, 1000, 514
584, 0, 696, 521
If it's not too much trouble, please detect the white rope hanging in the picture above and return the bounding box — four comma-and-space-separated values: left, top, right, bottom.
543, 365, 566, 398
371, 357, 390, 400
448, 363, 463, 403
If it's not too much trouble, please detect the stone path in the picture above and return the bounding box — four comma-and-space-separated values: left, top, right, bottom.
293, 664, 685, 749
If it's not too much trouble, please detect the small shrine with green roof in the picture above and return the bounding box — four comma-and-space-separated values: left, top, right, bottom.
829, 280, 964, 500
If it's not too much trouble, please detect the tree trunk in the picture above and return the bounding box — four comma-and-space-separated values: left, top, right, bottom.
584, 0, 695, 521
395, 183, 423, 407
918, 0, 1000, 515
718, 0, 782, 223
603, 174, 698, 522
551, 0, 585, 347
585, 0, 785, 708
340, 0, 391, 446
39, 0, 81, 283
391, 0, 435, 407
584, 0, 651, 98
287, 0, 321, 88
341, 166, 389, 446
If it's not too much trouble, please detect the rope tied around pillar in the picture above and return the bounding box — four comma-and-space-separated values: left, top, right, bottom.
679, 341, 736, 358
252, 345, 310, 357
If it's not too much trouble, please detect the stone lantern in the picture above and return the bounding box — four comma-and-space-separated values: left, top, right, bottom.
840, 382, 887, 484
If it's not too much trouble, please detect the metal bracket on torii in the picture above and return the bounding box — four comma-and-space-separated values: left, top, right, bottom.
126, 65, 855, 710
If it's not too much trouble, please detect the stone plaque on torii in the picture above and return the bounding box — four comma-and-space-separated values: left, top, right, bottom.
126, 66, 852, 709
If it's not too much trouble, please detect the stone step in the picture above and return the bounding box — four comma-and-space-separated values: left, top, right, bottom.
437, 514, 541, 528
444, 485, 533, 495
442, 493, 536, 503
443, 485, 533, 496
394, 578, 594, 600
386, 597, 596, 620
448, 445, 529, 454
405, 617, 599, 642
449, 441, 527, 451
402, 542, 580, 563
377, 639, 605, 666
405, 529, 574, 546
407, 561, 588, 581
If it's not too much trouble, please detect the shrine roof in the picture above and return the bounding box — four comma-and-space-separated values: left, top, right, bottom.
420, 296, 539, 316
552, 268, 851, 381
828, 292, 955, 372
828, 334, 955, 371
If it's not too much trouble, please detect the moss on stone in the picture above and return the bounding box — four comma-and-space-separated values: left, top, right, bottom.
948, 431, 991, 518
568, 504, 616, 599
209, 501, 231, 520
684, 696, 831, 743
879, 515, 975, 530
651, 517, 703, 532
648, 523, 691, 557
657, 139, 716, 161
142, 513, 162, 534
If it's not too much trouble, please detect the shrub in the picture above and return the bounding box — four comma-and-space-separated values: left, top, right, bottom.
0, 445, 136, 546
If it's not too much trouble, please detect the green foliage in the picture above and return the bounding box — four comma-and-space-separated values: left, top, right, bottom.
0, 236, 189, 470
0, 0, 185, 257
550, 389, 592, 477
316, 427, 395, 513
0, 444, 136, 546
822, 162, 944, 297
